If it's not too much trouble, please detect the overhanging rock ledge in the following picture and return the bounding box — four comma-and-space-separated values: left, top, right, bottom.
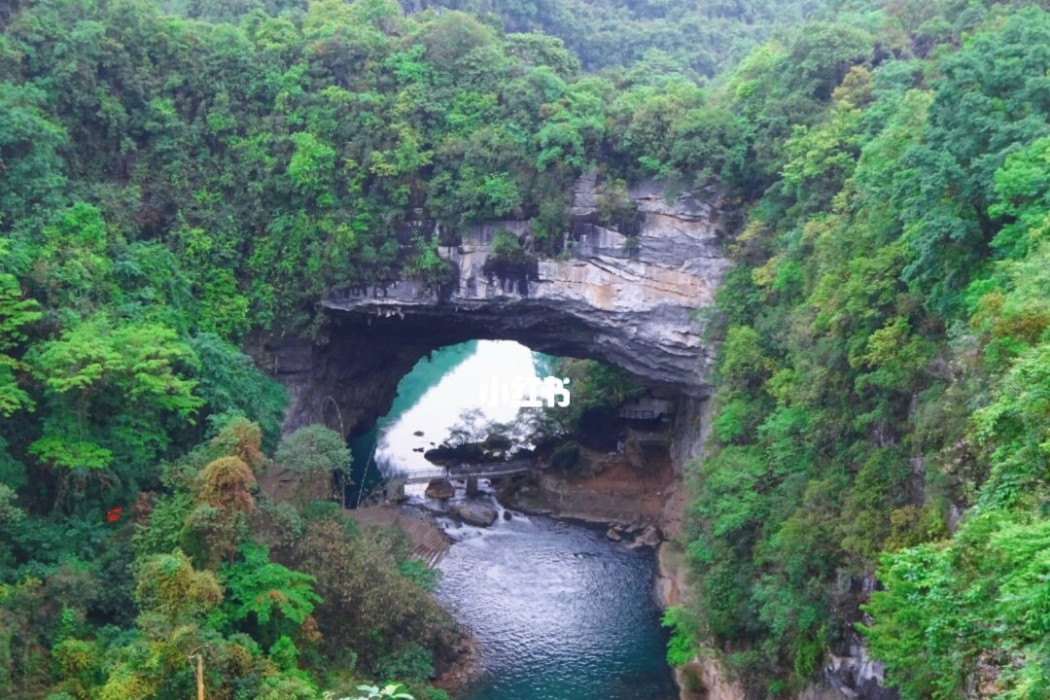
260, 177, 733, 436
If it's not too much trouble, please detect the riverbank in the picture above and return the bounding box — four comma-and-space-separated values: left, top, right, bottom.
346, 503, 483, 694
498, 437, 677, 526
352, 418, 692, 698
493, 432, 749, 700
656, 505, 749, 700
347, 503, 452, 566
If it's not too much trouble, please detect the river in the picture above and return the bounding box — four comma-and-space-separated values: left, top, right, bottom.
356, 340, 678, 700
437, 513, 678, 700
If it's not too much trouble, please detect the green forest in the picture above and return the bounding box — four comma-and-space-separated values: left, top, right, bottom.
3, 0, 1050, 698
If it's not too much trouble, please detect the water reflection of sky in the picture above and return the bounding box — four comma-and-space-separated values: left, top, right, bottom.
375, 340, 544, 477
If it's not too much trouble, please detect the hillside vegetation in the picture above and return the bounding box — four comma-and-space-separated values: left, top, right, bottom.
3, 0, 1050, 698
673, 2, 1050, 697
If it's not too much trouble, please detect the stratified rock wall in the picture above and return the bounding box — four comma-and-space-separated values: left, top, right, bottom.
276, 177, 730, 437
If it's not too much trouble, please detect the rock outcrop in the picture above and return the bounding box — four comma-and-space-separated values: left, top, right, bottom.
449, 501, 499, 528
260, 176, 731, 438
425, 479, 455, 500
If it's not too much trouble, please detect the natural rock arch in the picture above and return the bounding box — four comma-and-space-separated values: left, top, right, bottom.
258, 177, 731, 439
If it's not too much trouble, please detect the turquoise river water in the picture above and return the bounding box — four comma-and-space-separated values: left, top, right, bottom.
354, 341, 678, 700
437, 513, 678, 700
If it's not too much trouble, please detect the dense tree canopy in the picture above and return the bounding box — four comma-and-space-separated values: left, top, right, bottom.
670, 2, 1050, 697
4, 0, 1050, 697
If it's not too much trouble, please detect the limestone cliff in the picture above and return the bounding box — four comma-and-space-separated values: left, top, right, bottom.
263, 176, 731, 437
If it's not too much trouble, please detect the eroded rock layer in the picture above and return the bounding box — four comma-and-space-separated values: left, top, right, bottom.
266, 178, 731, 437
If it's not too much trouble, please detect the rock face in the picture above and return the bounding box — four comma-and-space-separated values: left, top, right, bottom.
657, 397, 900, 700
503, 438, 676, 524
254, 177, 892, 700
634, 524, 663, 547
328, 176, 729, 392
260, 176, 731, 438
450, 502, 499, 527
820, 642, 898, 700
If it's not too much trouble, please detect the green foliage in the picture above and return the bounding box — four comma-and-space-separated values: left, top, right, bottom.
135, 550, 223, 625
189, 333, 288, 450
489, 230, 527, 265
718, 326, 775, 389
269, 635, 300, 672
678, 4, 1050, 695
0, 83, 67, 229
403, 236, 456, 293
8, 0, 1050, 696
397, 558, 440, 592
560, 358, 644, 409
0, 485, 24, 525
257, 674, 320, 700
548, 440, 580, 471
374, 644, 435, 687
899, 7, 1050, 315
16, 414, 458, 700
662, 605, 698, 667
0, 245, 42, 417
288, 132, 338, 203
989, 135, 1050, 260
276, 425, 351, 476
221, 543, 321, 631
343, 683, 414, 700
22, 314, 203, 489
289, 515, 459, 675
535, 358, 644, 448
854, 40, 1050, 688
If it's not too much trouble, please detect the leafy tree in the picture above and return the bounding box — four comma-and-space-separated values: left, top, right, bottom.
343, 684, 415, 700
26, 315, 202, 476
900, 7, 1050, 314
288, 515, 458, 675
275, 425, 351, 477
182, 454, 257, 567
0, 82, 68, 231
135, 550, 223, 626
403, 235, 457, 293
221, 542, 321, 641
189, 334, 288, 450
0, 244, 41, 416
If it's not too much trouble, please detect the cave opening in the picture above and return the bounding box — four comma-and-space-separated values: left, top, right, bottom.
337, 336, 680, 510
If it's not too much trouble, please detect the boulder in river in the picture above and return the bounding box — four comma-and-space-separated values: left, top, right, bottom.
606, 527, 622, 542
625, 522, 659, 549
625, 519, 644, 535
451, 502, 499, 527
426, 478, 455, 500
